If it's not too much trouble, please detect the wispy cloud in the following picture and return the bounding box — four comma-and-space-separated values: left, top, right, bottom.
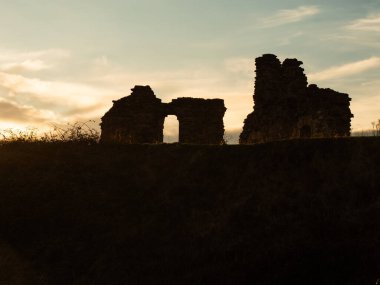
0, 72, 112, 107
308, 57, 380, 81
0, 70, 119, 128
260, 6, 320, 28
0, 49, 69, 64
0, 49, 70, 73
279, 32, 304, 46
0, 98, 54, 124
347, 13, 380, 32
1, 59, 51, 73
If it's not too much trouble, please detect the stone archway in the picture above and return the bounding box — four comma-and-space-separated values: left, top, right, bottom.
168, 98, 226, 144
100, 85, 226, 144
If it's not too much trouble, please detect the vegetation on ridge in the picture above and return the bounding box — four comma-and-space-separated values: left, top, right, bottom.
0, 139, 379, 284
0, 121, 99, 144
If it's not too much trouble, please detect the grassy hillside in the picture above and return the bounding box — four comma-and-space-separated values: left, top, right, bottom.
0, 138, 379, 284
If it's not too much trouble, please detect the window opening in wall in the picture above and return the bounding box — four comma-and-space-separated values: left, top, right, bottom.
163, 115, 179, 143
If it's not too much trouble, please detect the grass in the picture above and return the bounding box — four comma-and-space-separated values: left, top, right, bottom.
0, 121, 99, 145
0, 137, 379, 284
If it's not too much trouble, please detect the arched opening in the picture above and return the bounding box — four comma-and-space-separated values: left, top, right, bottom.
300, 125, 312, 138
163, 115, 179, 143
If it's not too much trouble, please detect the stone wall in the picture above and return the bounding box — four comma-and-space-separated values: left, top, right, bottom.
100, 86, 226, 144
100, 86, 165, 144
168, 98, 226, 144
240, 54, 353, 144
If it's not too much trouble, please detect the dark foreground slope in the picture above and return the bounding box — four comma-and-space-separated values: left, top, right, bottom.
0, 138, 379, 285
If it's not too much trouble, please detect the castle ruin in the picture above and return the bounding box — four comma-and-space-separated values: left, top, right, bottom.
240, 54, 353, 144
100, 85, 226, 144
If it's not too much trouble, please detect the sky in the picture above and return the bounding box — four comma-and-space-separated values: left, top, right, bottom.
0, 0, 379, 142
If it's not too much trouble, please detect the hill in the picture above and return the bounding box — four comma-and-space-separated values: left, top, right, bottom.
0, 138, 379, 284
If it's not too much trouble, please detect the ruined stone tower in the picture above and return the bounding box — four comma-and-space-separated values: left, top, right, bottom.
240, 54, 353, 144
100, 85, 226, 144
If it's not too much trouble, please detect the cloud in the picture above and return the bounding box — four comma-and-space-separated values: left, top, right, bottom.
0, 53, 245, 131
0, 49, 70, 73
347, 13, 380, 32
0, 71, 119, 127
0, 49, 70, 63
0, 71, 114, 106
92, 66, 254, 131
1, 59, 51, 73
0, 98, 54, 124
308, 57, 380, 81
279, 32, 304, 46
260, 6, 320, 28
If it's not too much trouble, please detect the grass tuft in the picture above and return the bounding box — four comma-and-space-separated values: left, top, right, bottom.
0, 121, 99, 145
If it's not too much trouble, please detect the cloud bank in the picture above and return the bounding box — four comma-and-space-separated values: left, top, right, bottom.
347, 13, 380, 32
0, 99, 51, 123
0, 48, 118, 128
260, 6, 320, 28
308, 57, 380, 81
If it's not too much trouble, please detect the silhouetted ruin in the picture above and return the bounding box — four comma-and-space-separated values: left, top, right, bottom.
100, 85, 226, 144
240, 54, 353, 144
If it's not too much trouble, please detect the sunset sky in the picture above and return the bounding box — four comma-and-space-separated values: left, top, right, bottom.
0, 0, 379, 142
